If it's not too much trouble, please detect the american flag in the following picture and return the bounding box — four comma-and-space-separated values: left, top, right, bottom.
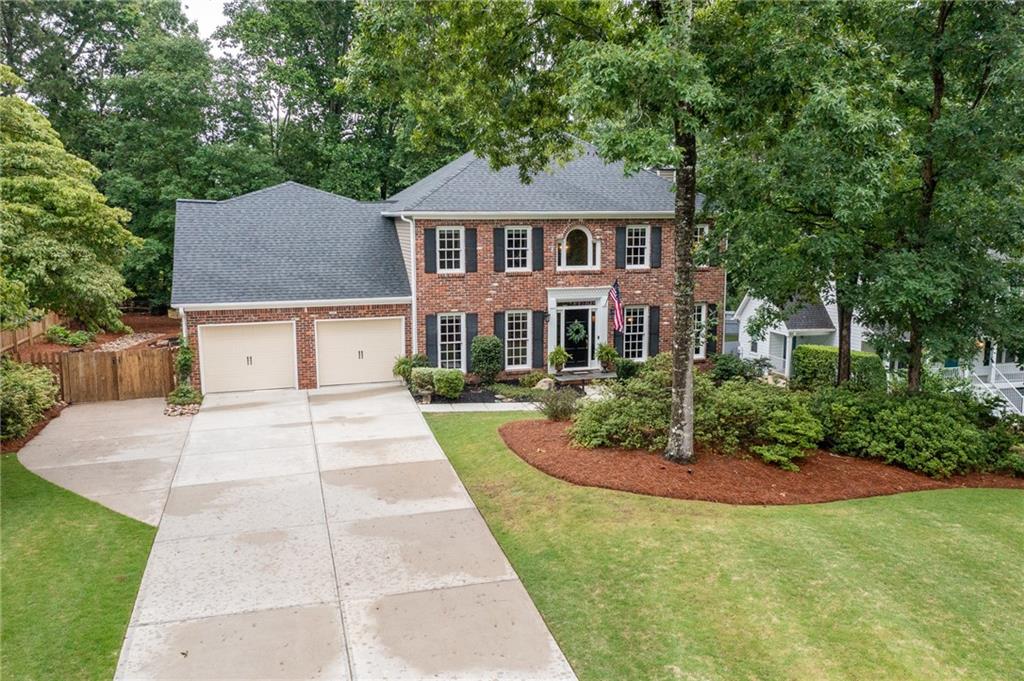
609, 280, 624, 333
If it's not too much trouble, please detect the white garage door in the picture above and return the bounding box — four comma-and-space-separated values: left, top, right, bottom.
198, 322, 297, 393
316, 317, 404, 386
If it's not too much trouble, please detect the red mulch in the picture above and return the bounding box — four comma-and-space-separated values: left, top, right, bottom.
14, 313, 180, 356
1, 403, 67, 454
499, 419, 1024, 505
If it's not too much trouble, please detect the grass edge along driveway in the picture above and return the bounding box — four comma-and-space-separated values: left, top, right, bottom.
1, 454, 155, 681
426, 412, 1024, 681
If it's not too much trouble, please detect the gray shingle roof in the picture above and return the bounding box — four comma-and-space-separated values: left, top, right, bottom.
171, 182, 410, 306
784, 302, 835, 331
385, 143, 703, 214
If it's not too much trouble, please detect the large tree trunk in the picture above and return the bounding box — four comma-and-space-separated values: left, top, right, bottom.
837, 302, 853, 385
665, 128, 698, 464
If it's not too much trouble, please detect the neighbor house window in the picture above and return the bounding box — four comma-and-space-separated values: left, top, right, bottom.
558, 227, 599, 269
437, 226, 464, 273
438, 313, 465, 370
694, 223, 710, 244
505, 226, 531, 271
625, 225, 650, 268
505, 310, 531, 369
622, 306, 648, 360
693, 303, 708, 359
750, 338, 758, 353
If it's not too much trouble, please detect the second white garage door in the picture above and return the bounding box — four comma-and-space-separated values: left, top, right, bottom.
198, 322, 297, 393
316, 317, 404, 386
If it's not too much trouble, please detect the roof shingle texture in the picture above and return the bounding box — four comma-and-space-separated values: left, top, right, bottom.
385, 145, 702, 213
784, 302, 835, 331
171, 182, 411, 306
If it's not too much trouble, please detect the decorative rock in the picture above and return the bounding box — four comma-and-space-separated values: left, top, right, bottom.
97, 332, 162, 352
535, 378, 556, 391
164, 403, 200, 417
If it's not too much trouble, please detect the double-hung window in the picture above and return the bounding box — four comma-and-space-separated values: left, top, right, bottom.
625, 225, 650, 268
693, 303, 708, 359
437, 226, 464, 273
504, 310, 531, 369
438, 313, 465, 370
694, 223, 710, 244
622, 306, 648, 360
505, 226, 531, 271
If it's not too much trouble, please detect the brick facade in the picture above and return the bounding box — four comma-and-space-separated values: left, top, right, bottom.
183, 304, 412, 390
415, 218, 725, 372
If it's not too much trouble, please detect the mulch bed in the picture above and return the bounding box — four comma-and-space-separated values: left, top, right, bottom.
499, 419, 1024, 505
422, 386, 499, 404
1, 403, 67, 454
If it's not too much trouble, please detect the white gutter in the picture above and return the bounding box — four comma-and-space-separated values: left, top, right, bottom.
176, 296, 413, 312
398, 213, 418, 354
380, 210, 674, 219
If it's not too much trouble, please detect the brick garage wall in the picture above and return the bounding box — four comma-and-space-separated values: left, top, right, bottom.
183, 304, 412, 390
415, 218, 725, 371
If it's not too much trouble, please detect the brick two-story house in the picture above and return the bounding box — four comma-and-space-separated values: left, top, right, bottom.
171, 144, 725, 393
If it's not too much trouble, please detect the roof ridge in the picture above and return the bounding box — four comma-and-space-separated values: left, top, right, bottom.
401, 153, 479, 211
217, 181, 356, 205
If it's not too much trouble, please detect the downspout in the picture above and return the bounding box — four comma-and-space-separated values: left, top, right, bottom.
178, 307, 187, 344
399, 214, 418, 354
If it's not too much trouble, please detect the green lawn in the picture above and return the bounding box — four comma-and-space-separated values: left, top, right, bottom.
427, 413, 1024, 681
1, 455, 155, 681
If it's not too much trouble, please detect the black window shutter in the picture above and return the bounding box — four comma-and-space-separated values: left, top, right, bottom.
493, 228, 505, 272
425, 315, 438, 366
532, 311, 546, 368
465, 313, 478, 370
531, 227, 544, 271
615, 226, 626, 269
465, 228, 477, 272
614, 330, 624, 356
424, 229, 437, 273
494, 312, 506, 366
648, 306, 661, 357
651, 226, 663, 268
705, 303, 718, 356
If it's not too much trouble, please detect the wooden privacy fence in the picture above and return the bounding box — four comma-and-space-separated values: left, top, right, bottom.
1, 312, 61, 353
20, 347, 176, 403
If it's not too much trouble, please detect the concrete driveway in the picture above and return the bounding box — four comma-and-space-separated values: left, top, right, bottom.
23, 383, 574, 680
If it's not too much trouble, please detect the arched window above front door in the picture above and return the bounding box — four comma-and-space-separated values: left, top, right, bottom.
558, 227, 600, 270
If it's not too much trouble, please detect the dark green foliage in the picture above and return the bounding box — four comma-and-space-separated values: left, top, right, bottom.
710, 353, 770, 384
518, 370, 548, 388
0, 357, 59, 440
810, 388, 1023, 478
433, 369, 465, 399
393, 353, 429, 385
487, 383, 545, 402
166, 384, 202, 406
538, 388, 579, 422
44, 325, 94, 348
174, 344, 194, 385
614, 357, 641, 380
410, 367, 436, 393
790, 345, 885, 392
470, 335, 503, 384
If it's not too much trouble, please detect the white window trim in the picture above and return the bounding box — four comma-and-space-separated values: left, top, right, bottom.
436, 225, 465, 274
557, 226, 601, 272
504, 225, 532, 272
504, 310, 532, 370
694, 223, 710, 243
622, 304, 649, 361
693, 303, 708, 360
437, 312, 467, 372
624, 224, 651, 270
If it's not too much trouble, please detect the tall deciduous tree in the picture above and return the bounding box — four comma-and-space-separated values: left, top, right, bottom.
0, 65, 135, 330
348, 0, 717, 462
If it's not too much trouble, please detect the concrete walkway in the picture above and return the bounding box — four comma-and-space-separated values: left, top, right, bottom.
22, 384, 574, 680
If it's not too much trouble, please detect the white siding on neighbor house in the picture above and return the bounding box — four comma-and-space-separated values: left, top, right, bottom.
394, 219, 413, 283
822, 299, 870, 351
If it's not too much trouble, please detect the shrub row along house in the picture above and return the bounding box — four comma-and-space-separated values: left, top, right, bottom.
171, 144, 726, 393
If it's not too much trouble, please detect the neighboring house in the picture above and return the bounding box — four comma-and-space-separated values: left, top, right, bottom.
171, 144, 726, 393
736, 292, 1024, 414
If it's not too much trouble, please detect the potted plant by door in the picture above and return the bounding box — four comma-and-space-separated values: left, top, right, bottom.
597, 343, 619, 372
549, 346, 570, 374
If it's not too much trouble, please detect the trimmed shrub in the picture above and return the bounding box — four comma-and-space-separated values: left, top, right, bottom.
393, 353, 429, 385
538, 387, 579, 421
167, 384, 202, 406
410, 367, 436, 393
518, 370, 548, 388
433, 369, 465, 399
614, 357, 640, 380
1, 356, 59, 440
470, 335, 503, 383
790, 344, 886, 392
45, 324, 93, 347
710, 353, 770, 383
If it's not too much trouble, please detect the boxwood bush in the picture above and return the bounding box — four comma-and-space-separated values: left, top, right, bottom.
790, 344, 886, 392
433, 369, 465, 399
470, 336, 503, 384
1, 357, 59, 440
410, 367, 436, 392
